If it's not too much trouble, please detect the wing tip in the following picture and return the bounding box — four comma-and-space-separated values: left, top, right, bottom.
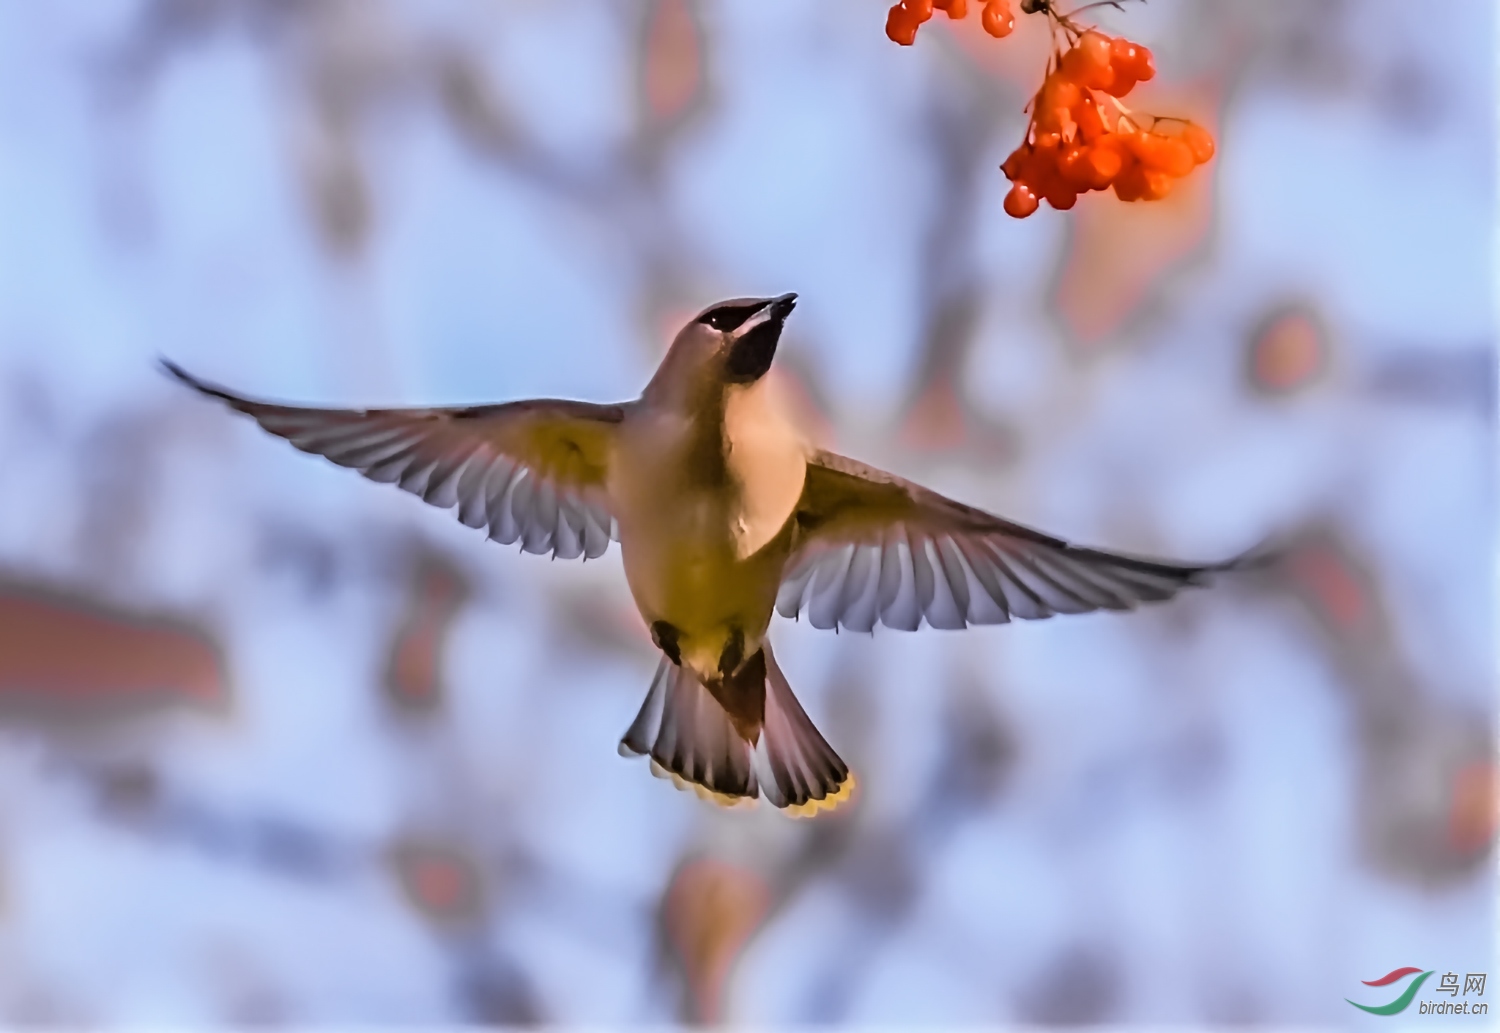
159, 357, 239, 406
158, 356, 194, 386
1221, 540, 1285, 574
1183, 542, 1282, 586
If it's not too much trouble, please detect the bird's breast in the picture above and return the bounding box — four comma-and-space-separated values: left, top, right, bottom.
609, 390, 807, 635
721, 384, 807, 559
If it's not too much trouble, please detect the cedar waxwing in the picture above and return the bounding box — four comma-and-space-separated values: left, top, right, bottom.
164, 294, 1244, 817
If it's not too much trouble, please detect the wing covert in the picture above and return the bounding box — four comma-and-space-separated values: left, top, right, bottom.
778, 450, 1241, 632
165, 360, 624, 560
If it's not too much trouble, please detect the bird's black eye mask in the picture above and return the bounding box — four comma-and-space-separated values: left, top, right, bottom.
696, 303, 763, 333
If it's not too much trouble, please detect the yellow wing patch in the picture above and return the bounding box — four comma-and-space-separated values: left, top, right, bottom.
513, 411, 614, 488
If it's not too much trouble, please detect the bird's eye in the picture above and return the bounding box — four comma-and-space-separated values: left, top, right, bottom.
696, 303, 762, 333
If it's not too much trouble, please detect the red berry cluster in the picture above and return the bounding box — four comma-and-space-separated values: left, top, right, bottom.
880, 2, 1218, 218
1000, 31, 1214, 217
886, 0, 1014, 47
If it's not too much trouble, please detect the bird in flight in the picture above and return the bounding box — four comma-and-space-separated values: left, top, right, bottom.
165, 293, 1244, 817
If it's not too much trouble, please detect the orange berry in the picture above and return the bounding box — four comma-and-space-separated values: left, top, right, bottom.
1018, 145, 1053, 187
1106, 38, 1151, 95
886, 4, 918, 44
981, 0, 1014, 38
1181, 123, 1215, 164
1004, 182, 1040, 218
1061, 31, 1115, 90
1103, 69, 1137, 97
1041, 76, 1083, 115
907, 0, 935, 23
1058, 52, 1086, 85
1058, 144, 1095, 189
1128, 131, 1192, 177
1036, 83, 1082, 139
1085, 139, 1124, 187
935, 0, 968, 15
1056, 143, 1086, 176
1001, 145, 1028, 180
1038, 159, 1079, 207
1113, 161, 1146, 202
1109, 37, 1154, 81
1029, 161, 1066, 198
1075, 96, 1106, 142
1131, 44, 1156, 82
1044, 182, 1078, 210
1154, 135, 1195, 177
1141, 168, 1173, 199
1078, 31, 1115, 65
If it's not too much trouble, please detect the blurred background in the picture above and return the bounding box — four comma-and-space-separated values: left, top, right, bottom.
0, 0, 1493, 1025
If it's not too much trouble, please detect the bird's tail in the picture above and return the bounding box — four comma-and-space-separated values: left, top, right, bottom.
618, 643, 855, 817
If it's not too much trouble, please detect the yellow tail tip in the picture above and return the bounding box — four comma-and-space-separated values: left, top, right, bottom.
784, 771, 858, 818
649, 757, 759, 809
646, 757, 858, 815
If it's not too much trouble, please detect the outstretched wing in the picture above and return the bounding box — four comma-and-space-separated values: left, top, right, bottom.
165, 360, 625, 560
777, 449, 1242, 632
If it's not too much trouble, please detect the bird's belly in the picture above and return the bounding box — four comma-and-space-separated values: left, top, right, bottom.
612, 491, 792, 677
621, 497, 787, 627
609, 401, 804, 676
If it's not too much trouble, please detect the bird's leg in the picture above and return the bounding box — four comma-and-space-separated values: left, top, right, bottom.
650, 620, 682, 666
716, 627, 745, 680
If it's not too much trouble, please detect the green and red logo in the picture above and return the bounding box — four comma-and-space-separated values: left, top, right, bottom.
1347, 968, 1433, 1016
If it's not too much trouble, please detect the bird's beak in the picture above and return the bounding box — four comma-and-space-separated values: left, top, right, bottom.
724, 294, 796, 383
732, 294, 797, 338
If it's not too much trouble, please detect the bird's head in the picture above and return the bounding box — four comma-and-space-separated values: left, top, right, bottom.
645, 293, 798, 406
